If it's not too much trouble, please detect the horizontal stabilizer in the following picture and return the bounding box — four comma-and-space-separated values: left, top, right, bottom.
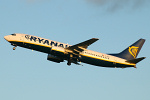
126, 57, 146, 64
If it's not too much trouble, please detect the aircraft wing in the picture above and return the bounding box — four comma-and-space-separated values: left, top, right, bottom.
65, 38, 99, 54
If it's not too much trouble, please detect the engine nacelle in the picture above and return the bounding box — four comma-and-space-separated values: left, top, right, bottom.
47, 54, 64, 63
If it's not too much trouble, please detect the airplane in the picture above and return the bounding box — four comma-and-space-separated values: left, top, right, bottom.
4, 33, 146, 68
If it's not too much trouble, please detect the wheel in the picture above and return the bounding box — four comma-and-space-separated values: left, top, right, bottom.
67, 54, 73, 66
13, 47, 16, 50
67, 62, 71, 66
67, 58, 72, 66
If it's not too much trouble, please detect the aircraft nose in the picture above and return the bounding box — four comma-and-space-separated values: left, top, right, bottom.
4, 35, 9, 41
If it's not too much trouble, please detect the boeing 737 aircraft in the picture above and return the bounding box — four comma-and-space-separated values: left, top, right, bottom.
4, 33, 146, 68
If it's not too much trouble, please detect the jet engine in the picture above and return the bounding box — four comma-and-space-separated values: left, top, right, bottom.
47, 54, 64, 63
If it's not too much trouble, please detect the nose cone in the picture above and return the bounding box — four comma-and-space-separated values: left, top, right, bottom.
4, 35, 9, 41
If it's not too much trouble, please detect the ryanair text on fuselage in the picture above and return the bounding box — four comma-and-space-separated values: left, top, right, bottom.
25, 35, 69, 48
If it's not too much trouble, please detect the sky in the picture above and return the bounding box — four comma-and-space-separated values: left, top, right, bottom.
0, 0, 150, 100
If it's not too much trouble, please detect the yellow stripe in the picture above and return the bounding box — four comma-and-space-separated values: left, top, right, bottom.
9, 40, 135, 66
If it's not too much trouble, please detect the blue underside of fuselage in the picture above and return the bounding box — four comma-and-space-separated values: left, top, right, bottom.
10, 41, 134, 68
80, 56, 133, 68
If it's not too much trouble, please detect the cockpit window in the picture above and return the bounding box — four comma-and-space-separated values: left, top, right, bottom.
11, 34, 16, 36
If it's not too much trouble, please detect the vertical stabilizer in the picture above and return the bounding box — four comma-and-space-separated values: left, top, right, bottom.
111, 39, 145, 60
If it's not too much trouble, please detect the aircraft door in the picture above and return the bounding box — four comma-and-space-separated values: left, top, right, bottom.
20, 35, 24, 42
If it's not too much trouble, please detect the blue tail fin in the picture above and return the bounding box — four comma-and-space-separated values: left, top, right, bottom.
111, 39, 145, 60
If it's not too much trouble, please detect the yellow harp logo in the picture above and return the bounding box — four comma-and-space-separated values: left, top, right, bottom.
128, 46, 139, 58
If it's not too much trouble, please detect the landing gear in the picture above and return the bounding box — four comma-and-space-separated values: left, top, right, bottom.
11, 43, 17, 50
13, 46, 17, 50
67, 59, 71, 66
67, 54, 73, 66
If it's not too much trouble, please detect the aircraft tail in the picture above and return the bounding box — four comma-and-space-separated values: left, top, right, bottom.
110, 39, 146, 61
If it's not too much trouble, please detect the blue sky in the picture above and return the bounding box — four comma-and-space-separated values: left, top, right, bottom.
0, 0, 150, 100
